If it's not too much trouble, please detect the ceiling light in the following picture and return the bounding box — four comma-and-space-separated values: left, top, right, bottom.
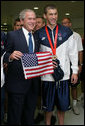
3, 23, 7, 25
65, 13, 70, 16
34, 7, 39, 10
71, 1, 76, 2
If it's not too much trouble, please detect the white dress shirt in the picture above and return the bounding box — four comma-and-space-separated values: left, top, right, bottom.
22, 27, 35, 52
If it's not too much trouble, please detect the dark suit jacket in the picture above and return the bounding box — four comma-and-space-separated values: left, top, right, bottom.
4, 28, 40, 94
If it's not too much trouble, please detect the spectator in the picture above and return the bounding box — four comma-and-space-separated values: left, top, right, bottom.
62, 17, 83, 115
34, 16, 45, 31
80, 37, 84, 107
34, 16, 45, 124
1, 31, 7, 124
13, 18, 23, 30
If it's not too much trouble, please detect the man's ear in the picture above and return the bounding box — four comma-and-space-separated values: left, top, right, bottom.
70, 22, 72, 27
20, 19, 24, 25
43, 14, 46, 19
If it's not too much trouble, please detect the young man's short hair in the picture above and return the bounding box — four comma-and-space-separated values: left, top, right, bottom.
44, 4, 57, 14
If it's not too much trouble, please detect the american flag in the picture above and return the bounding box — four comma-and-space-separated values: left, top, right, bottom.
21, 52, 54, 79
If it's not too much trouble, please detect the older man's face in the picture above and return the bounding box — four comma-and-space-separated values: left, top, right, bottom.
22, 11, 36, 32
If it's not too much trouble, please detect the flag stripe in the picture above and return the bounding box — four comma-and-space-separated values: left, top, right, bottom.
38, 61, 52, 66
26, 71, 53, 79
25, 64, 53, 71
38, 58, 52, 62
38, 59, 52, 64
24, 62, 53, 71
36, 51, 51, 54
25, 67, 53, 74
26, 68, 53, 75
37, 54, 52, 58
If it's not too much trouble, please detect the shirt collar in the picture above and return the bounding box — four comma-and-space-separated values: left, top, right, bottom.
47, 25, 57, 32
22, 27, 32, 36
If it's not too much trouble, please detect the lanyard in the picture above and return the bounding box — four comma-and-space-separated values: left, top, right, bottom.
45, 25, 58, 55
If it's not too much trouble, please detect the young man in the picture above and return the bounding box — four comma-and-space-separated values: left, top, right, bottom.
34, 17, 45, 31
3, 9, 40, 125
13, 18, 23, 30
34, 5, 78, 125
34, 16, 45, 124
62, 17, 83, 115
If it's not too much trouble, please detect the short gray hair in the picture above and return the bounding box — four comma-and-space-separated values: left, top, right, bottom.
19, 9, 36, 20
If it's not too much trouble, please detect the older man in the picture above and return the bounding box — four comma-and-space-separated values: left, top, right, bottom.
4, 9, 40, 125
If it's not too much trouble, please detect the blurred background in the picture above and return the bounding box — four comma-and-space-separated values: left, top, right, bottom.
1, 1, 84, 37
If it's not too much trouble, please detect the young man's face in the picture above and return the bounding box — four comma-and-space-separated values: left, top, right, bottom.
62, 19, 71, 28
14, 21, 22, 30
35, 18, 45, 31
44, 9, 58, 26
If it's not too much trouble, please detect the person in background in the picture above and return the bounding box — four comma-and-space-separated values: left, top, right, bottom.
34, 16, 45, 124
34, 16, 45, 31
34, 4, 78, 125
3, 18, 23, 124
62, 17, 83, 115
80, 37, 84, 107
1, 31, 7, 124
3, 9, 40, 125
13, 17, 23, 30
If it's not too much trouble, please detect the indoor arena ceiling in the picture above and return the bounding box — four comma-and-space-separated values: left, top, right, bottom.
1, 1, 84, 25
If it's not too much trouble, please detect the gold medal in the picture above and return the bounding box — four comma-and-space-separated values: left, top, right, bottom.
52, 55, 57, 60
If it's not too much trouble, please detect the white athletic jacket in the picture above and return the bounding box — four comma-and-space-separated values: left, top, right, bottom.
35, 24, 78, 81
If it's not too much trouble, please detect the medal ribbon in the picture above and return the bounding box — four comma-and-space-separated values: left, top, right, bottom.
45, 25, 58, 55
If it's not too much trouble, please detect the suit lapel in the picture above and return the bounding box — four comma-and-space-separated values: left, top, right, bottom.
33, 33, 40, 52
18, 29, 28, 52
33, 34, 36, 52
